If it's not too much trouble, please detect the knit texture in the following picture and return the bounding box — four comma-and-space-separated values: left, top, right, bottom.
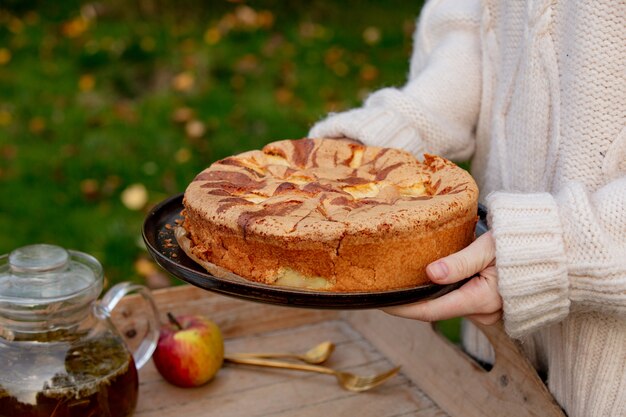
486, 192, 570, 337
309, 0, 626, 415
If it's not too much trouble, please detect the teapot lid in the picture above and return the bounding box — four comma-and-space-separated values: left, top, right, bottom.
0, 244, 103, 322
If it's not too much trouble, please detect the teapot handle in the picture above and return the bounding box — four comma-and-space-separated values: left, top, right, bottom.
97, 282, 160, 369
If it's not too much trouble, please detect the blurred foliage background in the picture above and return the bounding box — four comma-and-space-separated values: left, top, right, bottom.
0, 0, 424, 286
0, 0, 473, 340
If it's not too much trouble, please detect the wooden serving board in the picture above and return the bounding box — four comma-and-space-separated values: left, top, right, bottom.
112, 285, 565, 417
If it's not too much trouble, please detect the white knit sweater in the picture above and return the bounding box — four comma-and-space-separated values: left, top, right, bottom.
309, 1, 626, 416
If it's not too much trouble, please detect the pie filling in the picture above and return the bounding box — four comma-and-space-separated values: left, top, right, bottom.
272, 267, 333, 290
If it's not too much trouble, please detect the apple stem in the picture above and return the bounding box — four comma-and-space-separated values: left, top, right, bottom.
167, 312, 183, 330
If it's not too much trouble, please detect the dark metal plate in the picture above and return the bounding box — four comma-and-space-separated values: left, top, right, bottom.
142, 193, 488, 310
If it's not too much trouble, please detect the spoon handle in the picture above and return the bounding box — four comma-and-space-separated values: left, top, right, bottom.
227, 352, 301, 360
224, 355, 336, 375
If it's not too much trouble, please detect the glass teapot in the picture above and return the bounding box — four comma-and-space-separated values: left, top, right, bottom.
0, 244, 160, 417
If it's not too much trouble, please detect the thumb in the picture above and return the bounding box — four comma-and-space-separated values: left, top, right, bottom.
427, 231, 495, 284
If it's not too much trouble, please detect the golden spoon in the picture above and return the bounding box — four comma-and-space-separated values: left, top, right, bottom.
231, 341, 335, 365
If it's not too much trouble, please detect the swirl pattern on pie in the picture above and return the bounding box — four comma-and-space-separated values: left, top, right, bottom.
181, 138, 478, 292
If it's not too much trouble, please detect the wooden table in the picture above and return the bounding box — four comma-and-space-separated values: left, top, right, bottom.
113, 285, 565, 417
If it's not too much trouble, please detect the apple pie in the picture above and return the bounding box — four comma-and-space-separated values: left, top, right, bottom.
180, 138, 478, 292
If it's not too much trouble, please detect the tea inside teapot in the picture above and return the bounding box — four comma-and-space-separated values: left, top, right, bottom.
0, 244, 160, 417
0, 332, 138, 417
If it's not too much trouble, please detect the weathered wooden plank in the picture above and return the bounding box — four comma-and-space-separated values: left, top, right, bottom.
344, 310, 565, 417
390, 408, 450, 417
262, 379, 440, 417
136, 365, 413, 417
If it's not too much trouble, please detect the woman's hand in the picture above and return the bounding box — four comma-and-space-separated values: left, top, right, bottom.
383, 231, 502, 325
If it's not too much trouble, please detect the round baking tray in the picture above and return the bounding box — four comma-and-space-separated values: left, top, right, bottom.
143, 193, 488, 309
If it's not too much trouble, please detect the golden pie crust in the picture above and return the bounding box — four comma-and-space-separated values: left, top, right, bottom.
181, 138, 478, 292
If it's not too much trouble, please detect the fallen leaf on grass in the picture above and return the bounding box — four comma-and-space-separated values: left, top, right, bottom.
204, 27, 221, 45
185, 120, 206, 139
172, 107, 195, 123
275, 87, 293, 105
135, 257, 158, 276
0, 110, 11, 126
61, 17, 90, 38
8, 18, 24, 34
363, 26, 381, 45
360, 64, 379, 82
80, 178, 100, 200
175, 148, 191, 163
121, 183, 148, 210
79, 74, 95, 91
172, 72, 195, 92
234, 5, 258, 27
0, 49, 11, 65
28, 117, 46, 134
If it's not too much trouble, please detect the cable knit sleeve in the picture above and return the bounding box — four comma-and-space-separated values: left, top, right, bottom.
309, 0, 482, 161
487, 176, 626, 338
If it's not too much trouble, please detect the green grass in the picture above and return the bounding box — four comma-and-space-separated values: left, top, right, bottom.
0, 1, 464, 342
0, 0, 420, 281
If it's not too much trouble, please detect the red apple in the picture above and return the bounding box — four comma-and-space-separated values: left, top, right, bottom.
152, 312, 224, 387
